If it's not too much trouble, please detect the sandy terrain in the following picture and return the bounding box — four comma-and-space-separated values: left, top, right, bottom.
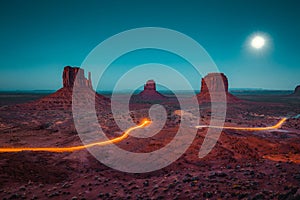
0, 93, 299, 200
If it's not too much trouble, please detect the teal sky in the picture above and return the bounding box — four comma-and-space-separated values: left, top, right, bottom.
0, 0, 299, 90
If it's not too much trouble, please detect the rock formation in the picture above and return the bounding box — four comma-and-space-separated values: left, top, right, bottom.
134, 80, 167, 101
200, 73, 229, 93
197, 73, 240, 103
292, 85, 300, 96
29, 66, 108, 110
63, 66, 92, 89
144, 80, 156, 91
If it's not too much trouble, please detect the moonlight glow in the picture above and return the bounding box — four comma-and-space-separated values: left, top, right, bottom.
251, 35, 265, 49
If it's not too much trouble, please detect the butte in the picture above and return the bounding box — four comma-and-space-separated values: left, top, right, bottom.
291, 85, 300, 96
133, 80, 168, 101
196, 73, 240, 103
28, 66, 109, 110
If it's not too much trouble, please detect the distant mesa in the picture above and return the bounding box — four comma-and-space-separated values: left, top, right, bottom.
134, 80, 167, 101
200, 73, 229, 93
31, 66, 108, 110
292, 85, 300, 96
197, 73, 240, 103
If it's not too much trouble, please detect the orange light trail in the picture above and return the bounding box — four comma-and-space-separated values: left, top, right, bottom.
195, 118, 287, 131
0, 119, 151, 153
0, 118, 288, 153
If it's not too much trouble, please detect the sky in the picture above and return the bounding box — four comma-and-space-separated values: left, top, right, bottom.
0, 0, 299, 91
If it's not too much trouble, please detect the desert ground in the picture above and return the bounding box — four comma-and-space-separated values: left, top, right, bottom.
0, 91, 299, 200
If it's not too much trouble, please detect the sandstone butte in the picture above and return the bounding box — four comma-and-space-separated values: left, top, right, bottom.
197, 73, 240, 103
30, 66, 109, 110
135, 80, 168, 101
292, 85, 300, 96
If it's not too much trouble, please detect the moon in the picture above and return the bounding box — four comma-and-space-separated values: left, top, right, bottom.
251, 35, 265, 49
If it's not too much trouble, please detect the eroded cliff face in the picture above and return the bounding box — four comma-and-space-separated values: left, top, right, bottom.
293, 85, 300, 96
135, 80, 167, 101
200, 73, 228, 93
197, 73, 240, 103
26, 66, 108, 110
143, 80, 156, 91
63, 66, 92, 89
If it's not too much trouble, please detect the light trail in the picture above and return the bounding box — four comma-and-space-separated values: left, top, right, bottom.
0, 119, 151, 153
195, 118, 287, 131
0, 118, 288, 153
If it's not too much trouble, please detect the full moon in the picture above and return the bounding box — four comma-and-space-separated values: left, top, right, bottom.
251, 35, 265, 49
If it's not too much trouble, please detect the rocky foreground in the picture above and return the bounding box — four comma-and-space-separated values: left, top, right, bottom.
0, 99, 300, 200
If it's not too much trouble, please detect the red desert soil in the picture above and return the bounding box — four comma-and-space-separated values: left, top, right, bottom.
0, 99, 300, 200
